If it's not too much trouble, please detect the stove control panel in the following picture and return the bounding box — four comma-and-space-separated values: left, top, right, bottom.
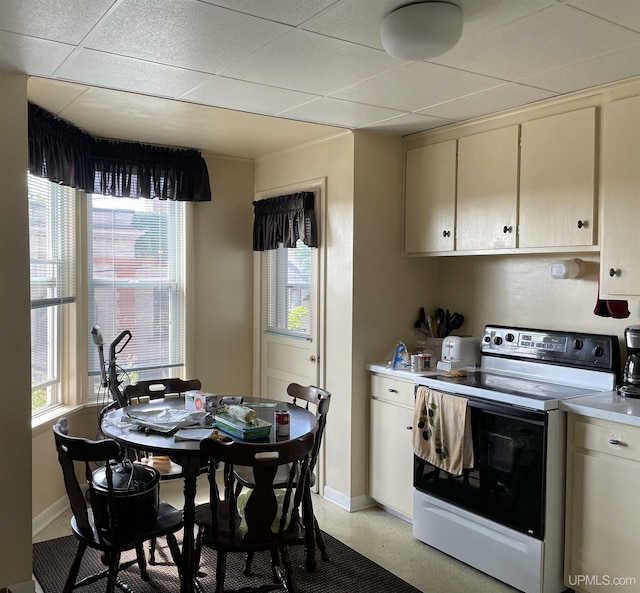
482, 325, 620, 372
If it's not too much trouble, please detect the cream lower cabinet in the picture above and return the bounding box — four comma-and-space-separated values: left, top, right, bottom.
565, 415, 640, 592
369, 373, 415, 519
519, 107, 596, 249
600, 94, 640, 298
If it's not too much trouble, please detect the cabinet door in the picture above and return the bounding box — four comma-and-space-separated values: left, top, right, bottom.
600, 95, 640, 297
369, 398, 414, 517
404, 141, 456, 254
457, 126, 519, 251
568, 451, 640, 591
519, 108, 596, 248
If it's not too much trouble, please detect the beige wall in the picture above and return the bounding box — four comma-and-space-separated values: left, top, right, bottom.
191, 154, 255, 394
0, 71, 32, 590
437, 253, 635, 354
254, 131, 437, 506
255, 133, 357, 502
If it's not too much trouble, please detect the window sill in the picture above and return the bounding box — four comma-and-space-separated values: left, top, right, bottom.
31, 403, 92, 437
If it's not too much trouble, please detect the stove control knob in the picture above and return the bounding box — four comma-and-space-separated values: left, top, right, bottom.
573, 338, 583, 350
483, 335, 491, 343
494, 336, 503, 346
594, 345, 604, 358
505, 333, 515, 342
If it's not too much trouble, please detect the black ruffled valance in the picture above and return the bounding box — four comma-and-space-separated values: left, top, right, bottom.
28, 103, 211, 202
253, 192, 318, 251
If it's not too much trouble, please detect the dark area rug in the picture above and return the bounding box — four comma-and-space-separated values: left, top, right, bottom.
33, 532, 422, 593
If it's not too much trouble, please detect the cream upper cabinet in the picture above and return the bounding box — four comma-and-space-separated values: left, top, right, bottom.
404, 140, 456, 254
519, 108, 596, 249
456, 126, 519, 251
600, 95, 640, 298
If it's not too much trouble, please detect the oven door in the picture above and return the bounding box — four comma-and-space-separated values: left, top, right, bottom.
414, 395, 547, 539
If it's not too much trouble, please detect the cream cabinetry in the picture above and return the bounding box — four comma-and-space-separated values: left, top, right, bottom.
600, 95, 640, 298
404, 140, 456, 254
519, 108, 596, 249
565, 415, 640, 592
456, 125, 519, 251
369, 373, 414, 519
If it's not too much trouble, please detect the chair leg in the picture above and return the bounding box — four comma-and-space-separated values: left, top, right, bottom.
269, 548, 280, 583
149, 536, 157, 564
313, 515, 329, 562
215, 550, 227, 593
135, 543, 150, 581
244, 551, 255, 576
63, 541, 87, 593
105, 550, 121, 593
166, 532, 182, 576
279, 546, 299, 593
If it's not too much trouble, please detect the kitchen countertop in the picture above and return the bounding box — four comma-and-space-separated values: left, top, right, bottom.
560, 391, 640, 427
367, 363, 438, 381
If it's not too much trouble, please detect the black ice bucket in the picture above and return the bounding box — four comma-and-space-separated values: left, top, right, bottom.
91, 460, 160, 537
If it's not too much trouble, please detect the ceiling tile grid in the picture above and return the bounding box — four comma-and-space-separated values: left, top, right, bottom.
2, 0, 640, 157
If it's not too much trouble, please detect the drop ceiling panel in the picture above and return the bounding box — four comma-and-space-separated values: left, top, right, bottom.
279, 97, 404, 128
433, 4, 640, 80
567, 0, 640, 33
182, 76, 318, 116
332, 61, 504, 112
83, 0, 289, 74
520, 45, 640, 94
418, 82, 556, 121
0, 0, 114, 44
363, 112, 455, 135
0, 31, 73, 76
221, 29, 402, 95
56, 49, 213, 99
201, 0, 338, 26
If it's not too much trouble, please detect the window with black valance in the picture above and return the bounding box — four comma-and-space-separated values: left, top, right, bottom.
27, 103, 211, 202
253, 192, 318, 251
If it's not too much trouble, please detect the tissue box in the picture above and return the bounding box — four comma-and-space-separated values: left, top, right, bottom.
185, 390, 218, 413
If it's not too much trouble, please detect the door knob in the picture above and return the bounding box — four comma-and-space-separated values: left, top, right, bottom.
307, 355, 316, 363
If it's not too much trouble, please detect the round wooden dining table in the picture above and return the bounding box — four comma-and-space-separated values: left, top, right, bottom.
101, 397, 317, 593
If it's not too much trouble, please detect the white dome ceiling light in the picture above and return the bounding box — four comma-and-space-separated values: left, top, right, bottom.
381, 2, 463, 61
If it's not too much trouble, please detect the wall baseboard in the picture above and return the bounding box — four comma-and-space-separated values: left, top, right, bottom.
32, 495, 69, 538
322, 486, 374, 512
7, 580, 36, 593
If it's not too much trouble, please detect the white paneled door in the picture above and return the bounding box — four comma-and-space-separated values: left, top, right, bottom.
259, 238, 320, 404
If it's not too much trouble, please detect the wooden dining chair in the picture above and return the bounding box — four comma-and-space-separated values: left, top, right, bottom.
234, 383, 331, 571
53, 418, 183, 593
195, 431, 315, 593
123, 377, 202, 479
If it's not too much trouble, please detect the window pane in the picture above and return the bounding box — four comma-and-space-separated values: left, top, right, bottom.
28, 174, 75, 413
88, 196, 185, 392
265, 241, 313, 338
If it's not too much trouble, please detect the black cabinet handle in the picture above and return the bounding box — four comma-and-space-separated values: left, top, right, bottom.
406, 426, 413, 430
388, 388, 398, 393
608, 438, 625, 446
577, 220, 587, 229
503, 225, 512, 234
609, 268, 619, 277
442, 230, 451, 238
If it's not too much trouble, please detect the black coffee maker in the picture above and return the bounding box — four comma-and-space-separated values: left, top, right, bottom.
618, 326, 640, 397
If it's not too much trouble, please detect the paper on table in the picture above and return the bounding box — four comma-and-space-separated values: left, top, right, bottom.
124, 408, 208, 433
174, 427, 215, 441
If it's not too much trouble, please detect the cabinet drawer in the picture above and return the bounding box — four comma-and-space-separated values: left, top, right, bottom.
573, 418, 640, 462
370, 373, 414, 407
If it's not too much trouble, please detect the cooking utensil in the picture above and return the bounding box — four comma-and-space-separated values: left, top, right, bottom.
434, 308, 444, 337
444, 312, 465, 337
